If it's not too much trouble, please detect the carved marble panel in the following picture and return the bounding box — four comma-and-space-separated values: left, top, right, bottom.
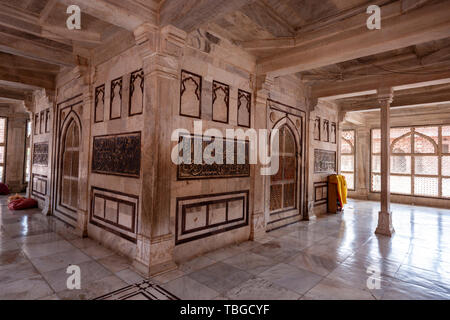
212, 80, 229, 123
129, 69, 144, 116
314, 117, 321, 141
314, 182, 328, 205
180, 70, 202, 118
32, 173, 47, 199
110, 77, 122, 120
33, 142, 48, 166
314, 149, 336, 173
34, 114, 39, 135
237, 89, 251, 127
322, 119, 330, 142
39, 111, 44, 134
95, 84, 105, 123
177, 134, 250, 180
90, 187, 139, 242
92, 132, 141, 177
45, 109, 51, 133
331, 122, 337, 144
175, 190, 249, 244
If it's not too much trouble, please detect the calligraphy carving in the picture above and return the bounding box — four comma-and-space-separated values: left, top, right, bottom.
92, 132, 141, 177
314, 149, 336, 173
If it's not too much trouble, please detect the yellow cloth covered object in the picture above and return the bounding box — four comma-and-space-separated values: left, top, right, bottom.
328, 174, 347, 206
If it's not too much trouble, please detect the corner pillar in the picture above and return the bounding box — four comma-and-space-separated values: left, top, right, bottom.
133, 23, 187, 276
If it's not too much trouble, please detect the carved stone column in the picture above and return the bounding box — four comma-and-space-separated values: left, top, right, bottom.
77, 64, 93, 237
305, 96, 319, 220
133, 23, 187, 276
251, 75, 273, 240
375, 87, 395, 236
23, 95, 34, 199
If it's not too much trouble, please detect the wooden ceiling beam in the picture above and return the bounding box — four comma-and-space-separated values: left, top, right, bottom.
160, 0, 255, 33
0, 52, 60, 73
340, 87, 450, 112
39, 0, 58, 23
0, 87, 27, 102
239, 0, 397, 51
0, 66, 55, 91
312, 68, 450, 99
0, 30, 76, 67
57, 0, 156, 31
257, 0, 450, 77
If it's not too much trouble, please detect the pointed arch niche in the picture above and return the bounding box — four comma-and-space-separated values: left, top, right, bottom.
266, 100, 306, 230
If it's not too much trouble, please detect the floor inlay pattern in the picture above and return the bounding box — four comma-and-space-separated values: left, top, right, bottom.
94, 280, 179, 300
2, 195, 450, 300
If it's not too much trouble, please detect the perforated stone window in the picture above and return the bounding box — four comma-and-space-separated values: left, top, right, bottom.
270, 126, 297, 212
341, 130, 355, 191
371, 125, 450, 198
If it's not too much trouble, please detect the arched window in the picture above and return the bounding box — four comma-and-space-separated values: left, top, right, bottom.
270, 125, 297, 212
371, 126, 447, 198
61, 119, 80, 209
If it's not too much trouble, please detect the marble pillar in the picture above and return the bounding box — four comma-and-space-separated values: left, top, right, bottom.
133, 23, 187, 276
355, 127, 370, 198
375, 87, 395, 236
250, 75, 273, 239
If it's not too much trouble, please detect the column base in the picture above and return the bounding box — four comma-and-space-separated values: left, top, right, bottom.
249, 211, 266, 240
133, 234, 178, 277
375, 211, 395, 236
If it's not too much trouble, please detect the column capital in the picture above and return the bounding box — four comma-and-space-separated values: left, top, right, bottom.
134, 23, 187, 60
377, 87, 394, 105
338, 110, 347, 124
255, 74, 274, 104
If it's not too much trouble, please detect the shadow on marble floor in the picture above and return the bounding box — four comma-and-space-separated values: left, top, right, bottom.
1, 195, 450, 300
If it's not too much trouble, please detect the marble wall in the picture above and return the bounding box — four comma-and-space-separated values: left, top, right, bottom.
308, 101, 338, 217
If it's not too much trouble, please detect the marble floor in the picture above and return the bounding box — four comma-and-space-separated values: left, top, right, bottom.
1, 195, 450, 300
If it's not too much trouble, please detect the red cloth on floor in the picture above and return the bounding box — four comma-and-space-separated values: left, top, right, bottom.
8, 198, 38, 210
0, 183, 9, 195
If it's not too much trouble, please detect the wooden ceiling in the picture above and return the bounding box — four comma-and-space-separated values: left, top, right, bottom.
1, 0, 450, 115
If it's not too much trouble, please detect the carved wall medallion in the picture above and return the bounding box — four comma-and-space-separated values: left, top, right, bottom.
110, 77, 122, 120
237, 89, 251, 127
180, 70, 202, 119
314, 117, 321, 141
95, 84, 105, 123
129, 69, 144, 116
177, 134, 250, 180
314, 149, 336, 173
33, 142, 48, 166
92, 132, 141, 177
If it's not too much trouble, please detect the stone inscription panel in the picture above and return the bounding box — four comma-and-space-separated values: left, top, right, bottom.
177, 134, 250, 180
314, 149, 336, 173
92, 132, 141, 177
33, 142, 48, 166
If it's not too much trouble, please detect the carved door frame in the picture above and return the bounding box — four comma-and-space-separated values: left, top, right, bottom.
265, 100, 307, 229
51, 95, 83, 227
